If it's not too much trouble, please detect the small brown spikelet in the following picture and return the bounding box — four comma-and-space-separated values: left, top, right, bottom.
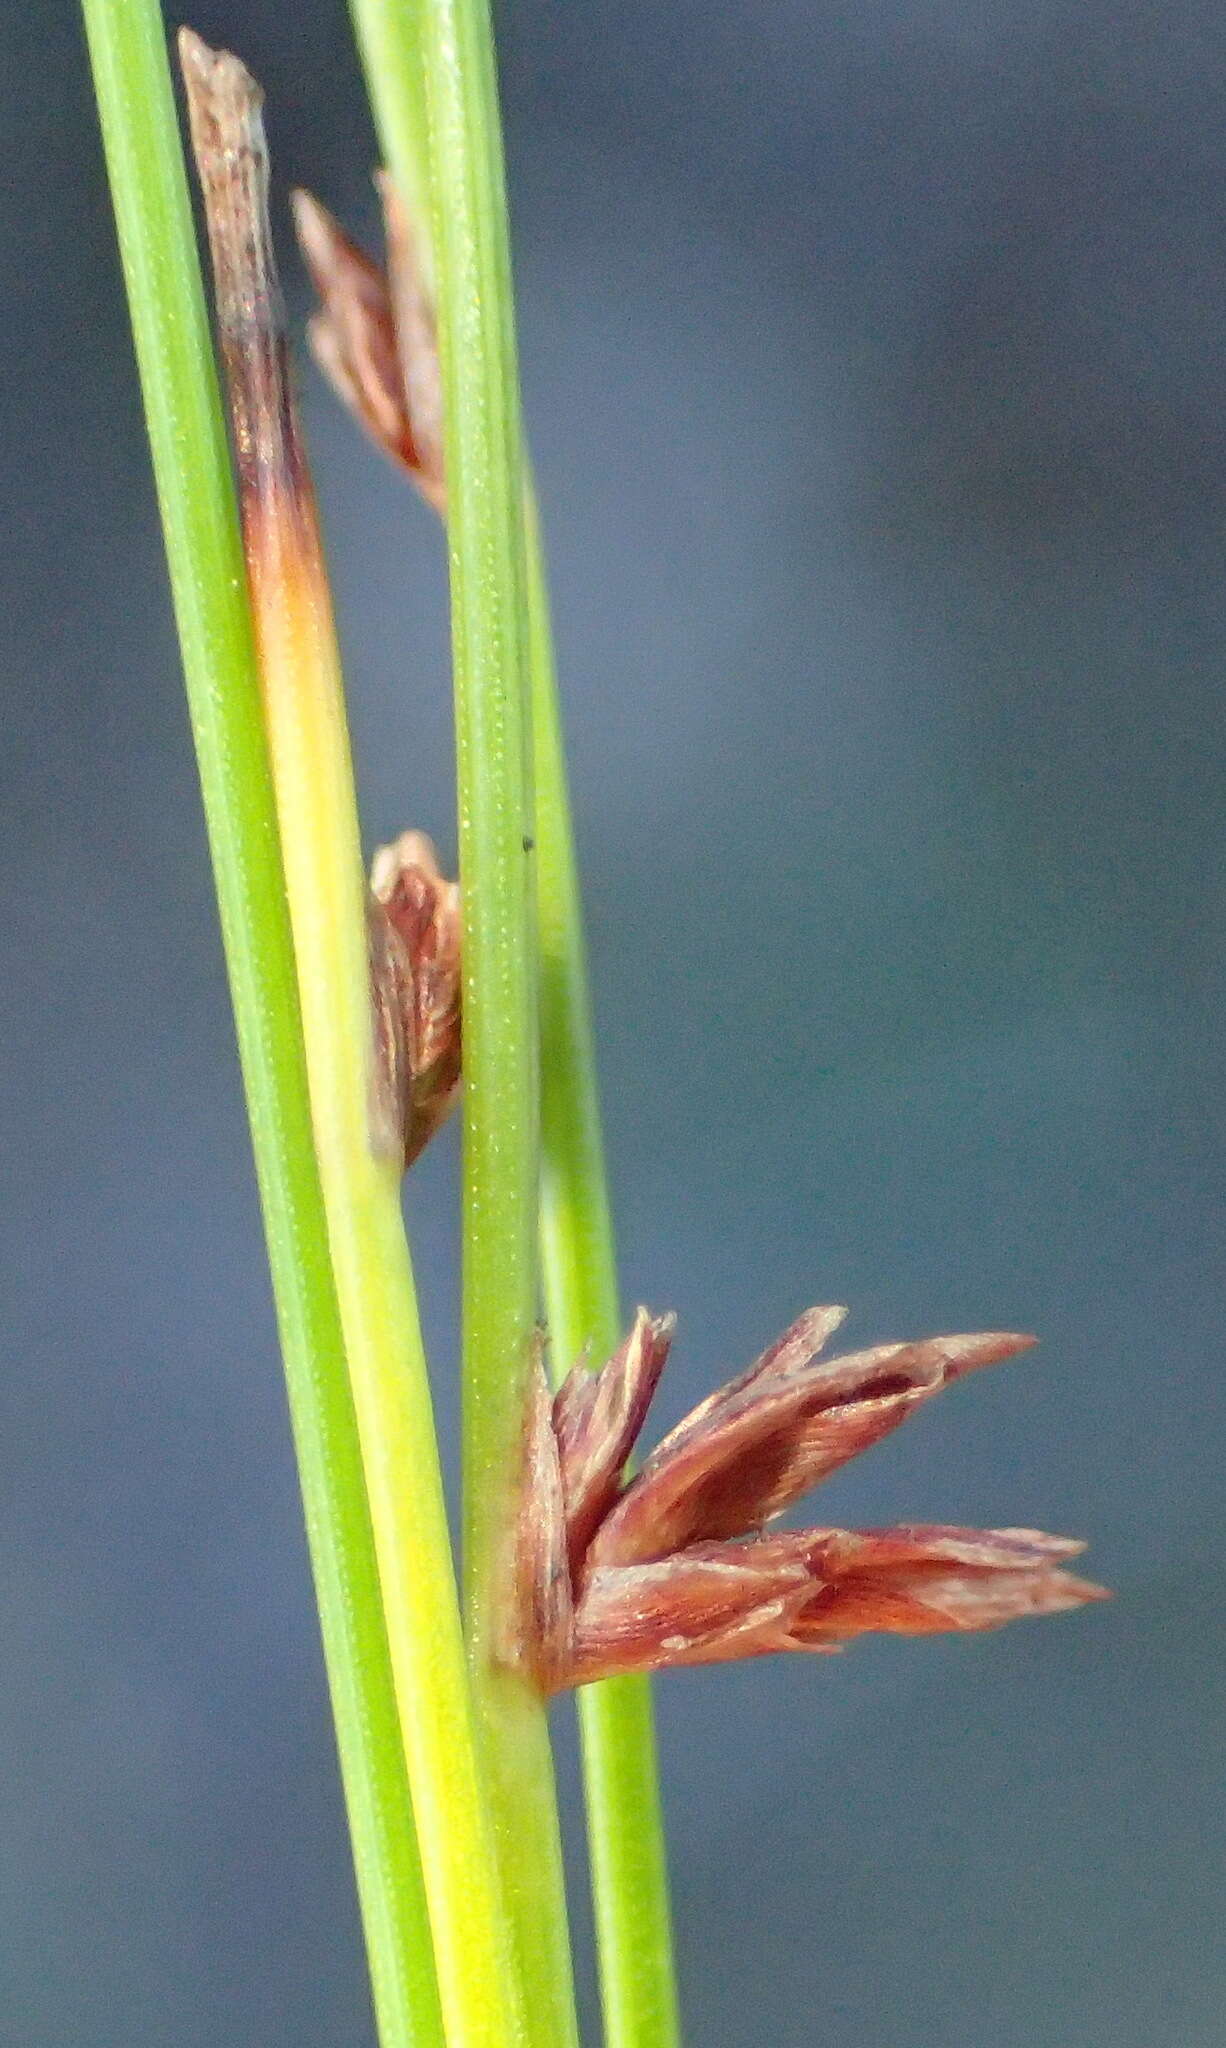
368, 832, 462, 1167
511, 1309, 1107, 1693
292, 184, 445, 512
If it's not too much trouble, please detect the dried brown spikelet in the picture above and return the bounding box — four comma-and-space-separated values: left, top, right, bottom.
292, 183, 445, 511
510, 1309, 1106, 1693
369, 831, 462, 1167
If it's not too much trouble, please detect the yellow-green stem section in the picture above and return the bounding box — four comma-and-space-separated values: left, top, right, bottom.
249, 515, 525, 2046
529, 523, 682, 2048
179, 28, 523, 2036
413, 0, 579, 2041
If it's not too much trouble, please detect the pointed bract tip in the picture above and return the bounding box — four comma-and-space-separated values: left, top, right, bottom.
176, 23, 210, 74
370, 828, 448, 902
1058, 1574, 1112, 1606
936, 1331, 1037, 1380
366, 830, 462, 1169
289, 185, 322, 230
177, 26, 260, 108
289, 187, 334, 270
789, 1304, 851, 1354
987, 1526, 1087, 1559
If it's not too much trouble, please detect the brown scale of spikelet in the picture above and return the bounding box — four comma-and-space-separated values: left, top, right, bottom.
508, 1308, 1106, 1693
368, 831, 462, 1168
292, 184, 445, 511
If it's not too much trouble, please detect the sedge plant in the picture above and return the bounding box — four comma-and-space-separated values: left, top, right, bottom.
84, 3, 1106, 2046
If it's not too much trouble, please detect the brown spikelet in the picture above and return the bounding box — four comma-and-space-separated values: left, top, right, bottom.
589, 1326, 1037, 1568
508, 1309, 1107, 1695
292, 188, 423, 479
292, 180, 445, 511
368, 831, 463, 1166
376, 174, 446, 504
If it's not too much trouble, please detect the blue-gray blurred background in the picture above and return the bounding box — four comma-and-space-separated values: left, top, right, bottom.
4, 0, 1223, 2041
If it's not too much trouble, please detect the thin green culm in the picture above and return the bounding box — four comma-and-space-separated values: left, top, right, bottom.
80, 3, 443, 2043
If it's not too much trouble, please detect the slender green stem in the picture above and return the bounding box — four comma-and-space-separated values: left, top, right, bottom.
344, 4, 682, 2036
178, 34, 527, 2045
80, 7, 442, 2044
526, 517, 619, 1362
348, 0, 433, 297
238, 502, 525, 2048
528, 526, 682, 2048
406, 1, 580, 2041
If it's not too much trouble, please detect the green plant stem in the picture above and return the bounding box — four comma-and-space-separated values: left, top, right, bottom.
528, 523, 682, 2048
348, 0, 433, 296
409, 1, 580, 2042
79, 6, 442, 2044
345, 4, 682, 2036
178, 31, 530, 2043
239, 501, 526, 2048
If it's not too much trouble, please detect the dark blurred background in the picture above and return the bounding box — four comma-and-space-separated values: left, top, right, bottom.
3, 0, 1224, 2041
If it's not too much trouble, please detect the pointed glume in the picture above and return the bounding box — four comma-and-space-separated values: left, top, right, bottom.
510, 1311, 1106, 1693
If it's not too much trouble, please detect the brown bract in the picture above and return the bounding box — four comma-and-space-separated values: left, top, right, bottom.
511, 1309, 1106, 1692
369, 831, 462, 1167
292, 184, 446, 512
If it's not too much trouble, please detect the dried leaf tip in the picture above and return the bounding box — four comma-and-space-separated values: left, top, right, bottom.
179, 33, 278, 344
510, 1309, 1105, 1693
179, 30, 315, 565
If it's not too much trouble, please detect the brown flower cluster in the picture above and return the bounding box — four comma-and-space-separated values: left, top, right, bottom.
511, 1308, 1105, 1693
